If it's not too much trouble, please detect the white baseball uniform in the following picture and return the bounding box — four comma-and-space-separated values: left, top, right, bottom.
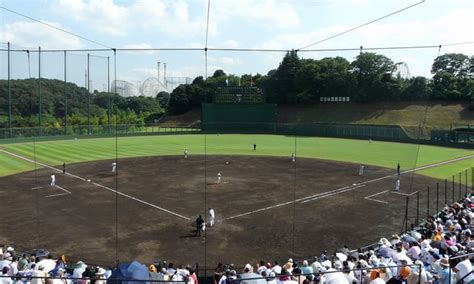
209, 208, 215, 227
50, 174, 56, 187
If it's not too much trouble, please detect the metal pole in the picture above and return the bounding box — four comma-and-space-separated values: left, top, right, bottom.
445, 179, 448, 204
466, 169, 469, 197
459, 172, 462, 199
427, 186, 430, 218
164, 62, 167, 89
416, 191, 419, 226
7, 42, 12, 138
113, 48, 118, 264
157, 62, 160, 83
87, 53, 91, 135
64, 50, 67, 135
436, 182, 439, 213
405, 196, 409, 232
38, 46, 42, 136
107, 56, 110, 134
452, 176, 455, 202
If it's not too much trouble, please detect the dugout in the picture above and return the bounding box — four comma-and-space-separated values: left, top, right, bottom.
201, 103, 277, 132
431, 127, 474, 144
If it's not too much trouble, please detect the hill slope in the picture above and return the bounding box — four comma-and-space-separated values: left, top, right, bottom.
159, 101, 474, 133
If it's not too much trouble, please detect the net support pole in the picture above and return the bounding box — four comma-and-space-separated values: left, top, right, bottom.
107, 56, 110, 134
459, 172, 462, 199
64, 50, 68, 135
38, 46, 42, 136
87, 53, 91, 135
7, 42, 12, 138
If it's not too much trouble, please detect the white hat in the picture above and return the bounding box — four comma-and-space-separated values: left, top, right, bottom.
288, 258, 293, 263
6, 247, 14, 252
244, 264, 252, 271
95, 268, 106, 275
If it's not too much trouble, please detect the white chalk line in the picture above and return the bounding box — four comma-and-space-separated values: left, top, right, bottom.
1, 149, 191, 221
221, 153, 474, 221
364, 190, 389, 204
301, 185, 366, 203
365, 190, 388, 199
221, 184, 366, 221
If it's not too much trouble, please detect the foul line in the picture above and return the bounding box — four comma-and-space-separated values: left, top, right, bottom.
1, 149, 191, 221
301, 184, 366, 203
221, 184, 366, 221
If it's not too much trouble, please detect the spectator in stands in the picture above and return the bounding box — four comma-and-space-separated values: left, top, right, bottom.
398, 259, 411, 282
453, 256, 474, 283
213, 263, 224, 284
272, 261, 282, 275
300, 260, 312, 275
406, 242, 421, 261
1, 267, 12, 284
433, 258, 454, 284
31, 264, 47, 284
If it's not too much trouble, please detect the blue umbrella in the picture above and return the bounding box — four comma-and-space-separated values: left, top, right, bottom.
110, 261, 149, 284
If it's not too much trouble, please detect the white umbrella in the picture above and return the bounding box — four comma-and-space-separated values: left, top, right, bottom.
37, 259, 56, 273
335, 252, 347, 262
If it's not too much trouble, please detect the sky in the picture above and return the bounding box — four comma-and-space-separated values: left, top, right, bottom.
1, 0, 473, 92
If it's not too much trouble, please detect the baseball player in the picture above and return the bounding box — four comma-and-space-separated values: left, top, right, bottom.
209, 208, 215, 227
184, 148, 188, 159
217, 172, 222, 184
62, 162, 66, 174
397, 163, 400, 176
291, 153, 296, 162
196, 215, 205, 236
112, 162, 117, 173
395, 178, 400, 192
50, 173, 56, 187
253, 144, 256, 151
359, 165, 365, 176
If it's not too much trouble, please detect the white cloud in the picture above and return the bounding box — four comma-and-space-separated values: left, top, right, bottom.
52, 0, 207, 38
1, 21, 84, 49
211, 0, 301, 30
122, 43, 157, 54
208, 56, 242, 66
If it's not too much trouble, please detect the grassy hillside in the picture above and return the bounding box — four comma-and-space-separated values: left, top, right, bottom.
159, 101, 473, 138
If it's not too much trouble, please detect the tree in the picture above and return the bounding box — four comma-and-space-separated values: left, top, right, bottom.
350, 52, 394, 101
168, 85, 191, 114
156, 91, 170, 108
431, 53, 472, 77
212, 69, 226, 78
274, 50, 301, 104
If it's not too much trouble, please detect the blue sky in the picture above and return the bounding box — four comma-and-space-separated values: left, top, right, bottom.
1, 0, 473, 91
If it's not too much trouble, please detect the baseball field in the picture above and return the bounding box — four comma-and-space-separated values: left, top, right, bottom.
0, 134, 472, 267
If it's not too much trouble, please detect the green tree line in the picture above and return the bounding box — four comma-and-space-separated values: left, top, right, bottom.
168, 52, 474, 114
0, 78, 166, 128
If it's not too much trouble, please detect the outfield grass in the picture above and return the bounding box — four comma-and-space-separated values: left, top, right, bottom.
1, 134, 473, 181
